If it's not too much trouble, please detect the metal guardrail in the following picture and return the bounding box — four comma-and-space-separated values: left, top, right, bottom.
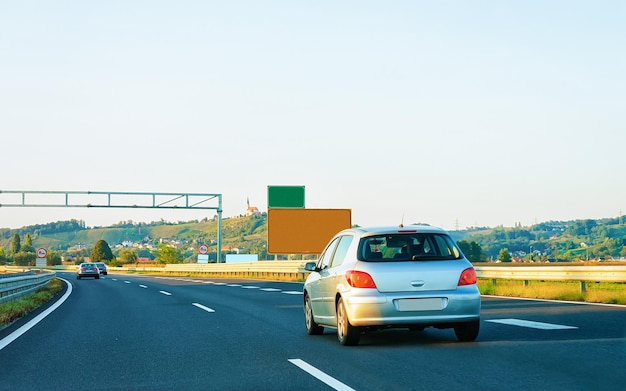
476, 265, 626, 282
110, 263, 626, 288
157, 261, 309, 281
476, 265, 626, 292
0, 271, 56, 304
0, 270, 36, 279
14, 263, 626, 288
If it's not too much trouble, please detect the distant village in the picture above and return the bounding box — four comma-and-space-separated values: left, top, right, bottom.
63, 198, 262, 263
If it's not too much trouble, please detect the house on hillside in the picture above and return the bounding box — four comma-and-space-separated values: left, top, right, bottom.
245, 197, 261, 217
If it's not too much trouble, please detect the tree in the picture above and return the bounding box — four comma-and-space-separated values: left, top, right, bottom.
119, 248, 138, 264
497, 248, 512, 263
155, 244, 182, 264
91, 240, 114, 263
0, 247, 6, 265
47, 251, 62, 266
13, 252, 35, 266
21, 233, 35, 253
457, 240, 486, 263
11, 234, 21, 254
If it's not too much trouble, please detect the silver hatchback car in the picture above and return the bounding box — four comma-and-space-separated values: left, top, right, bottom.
76, 262, 100, 279
303, 225, 481, 345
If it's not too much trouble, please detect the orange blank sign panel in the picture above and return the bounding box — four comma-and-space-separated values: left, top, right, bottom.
268, 209, 352, 254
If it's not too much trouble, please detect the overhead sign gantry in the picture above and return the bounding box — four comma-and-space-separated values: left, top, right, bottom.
0, 190, 224, 263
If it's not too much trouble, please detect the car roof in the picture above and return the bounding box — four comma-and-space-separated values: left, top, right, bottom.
338, 225, 448, 236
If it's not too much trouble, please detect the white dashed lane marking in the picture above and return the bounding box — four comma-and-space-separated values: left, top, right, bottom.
122, 276, 303, 295
192, 303, 216, 313
159, 291, 172, 296
289, 359, 356, 391
486, 318, 578, 330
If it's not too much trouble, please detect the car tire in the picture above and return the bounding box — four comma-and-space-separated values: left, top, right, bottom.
336, 297, 360, 346
76, 276, 80, 280
454, 320, 480, 342
96, 275, 100, 279
304, 294, 324, 335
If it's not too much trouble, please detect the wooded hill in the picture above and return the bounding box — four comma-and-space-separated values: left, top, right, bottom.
1, 214, 625, 262
0, 215, 268, 262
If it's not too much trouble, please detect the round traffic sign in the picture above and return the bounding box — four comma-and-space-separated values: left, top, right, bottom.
198, 244, 209, 254
37, 247, 47, 258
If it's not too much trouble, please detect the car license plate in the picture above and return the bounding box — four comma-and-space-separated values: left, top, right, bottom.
396, 298, 444, 311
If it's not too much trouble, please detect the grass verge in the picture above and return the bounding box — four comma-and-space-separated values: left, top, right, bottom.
0, 278, 64, 328
478, 279, 626, 305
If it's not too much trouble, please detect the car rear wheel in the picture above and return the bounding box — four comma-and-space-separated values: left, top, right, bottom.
336, 297, 360, 346
305, 294, 324, 335
454, 320, 480, 342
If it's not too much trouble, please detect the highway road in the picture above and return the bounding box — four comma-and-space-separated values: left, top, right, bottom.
1, 272, 625, 391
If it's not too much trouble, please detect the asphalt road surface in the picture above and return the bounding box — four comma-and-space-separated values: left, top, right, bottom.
1, 272, 625, 391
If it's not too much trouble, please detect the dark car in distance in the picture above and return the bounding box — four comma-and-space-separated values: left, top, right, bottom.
94, 262, 108, 275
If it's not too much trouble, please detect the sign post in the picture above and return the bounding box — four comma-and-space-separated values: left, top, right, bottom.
36, 247, 47, 267
198, 244, 209, 263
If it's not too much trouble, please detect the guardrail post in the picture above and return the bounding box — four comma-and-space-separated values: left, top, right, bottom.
580, 281, 586, 293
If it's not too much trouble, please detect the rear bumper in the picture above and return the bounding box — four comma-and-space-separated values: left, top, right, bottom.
77, 273, 99, 278
342, 286, 481, 327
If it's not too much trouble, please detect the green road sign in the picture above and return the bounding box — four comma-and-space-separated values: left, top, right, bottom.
267, 185, 305, 208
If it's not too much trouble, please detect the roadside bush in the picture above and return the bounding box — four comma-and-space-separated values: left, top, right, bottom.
0, 278, 63, 327
109, 259, 124, 267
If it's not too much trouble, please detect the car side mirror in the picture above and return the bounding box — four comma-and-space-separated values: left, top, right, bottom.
304, 262, 319, 272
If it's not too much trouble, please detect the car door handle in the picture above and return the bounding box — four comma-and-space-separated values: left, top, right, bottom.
411, 280, 425, 287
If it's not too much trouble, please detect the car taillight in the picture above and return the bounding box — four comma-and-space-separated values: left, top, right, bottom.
458, 267, 477, 286
346, 270, 377, 289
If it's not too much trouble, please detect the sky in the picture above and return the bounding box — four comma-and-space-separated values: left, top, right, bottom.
1, 1, 624, 231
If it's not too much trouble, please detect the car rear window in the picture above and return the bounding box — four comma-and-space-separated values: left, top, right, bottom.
358, 233, 461, 261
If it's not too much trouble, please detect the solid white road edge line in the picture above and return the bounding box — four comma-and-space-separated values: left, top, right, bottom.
192, 303, 215, 313
288, 359, 356, 391
0, 277, 73, 352
486, 318, 578, 330
482, 294, 626, 308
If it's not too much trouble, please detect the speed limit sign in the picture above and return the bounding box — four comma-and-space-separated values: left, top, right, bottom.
198, 244, 209, 254
36, 247, 47, 258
